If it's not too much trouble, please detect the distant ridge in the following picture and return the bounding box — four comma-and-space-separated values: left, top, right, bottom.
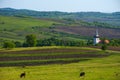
0, 8, 120, 26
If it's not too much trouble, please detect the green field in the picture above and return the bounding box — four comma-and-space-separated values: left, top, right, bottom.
0, 16, 61, 41
0, 15, 87, 46
0, 47, 120, 80
1, 15, 120, 42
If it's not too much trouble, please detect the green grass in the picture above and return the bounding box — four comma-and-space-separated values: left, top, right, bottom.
0, 46, 94, 51
0, 54, 120, 80
0, 52, 102, 57
0, 47, 120, 80
0, 46, 65, 51
0, 16, 58, 29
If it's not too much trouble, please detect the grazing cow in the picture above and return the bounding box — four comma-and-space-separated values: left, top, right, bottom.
80, 72, 85, 77
20, 72, 26, 78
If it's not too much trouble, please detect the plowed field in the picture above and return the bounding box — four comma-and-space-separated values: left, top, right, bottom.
0, 47, 110, 67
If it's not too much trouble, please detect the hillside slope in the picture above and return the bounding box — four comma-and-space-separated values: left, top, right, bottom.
0, 16, 61, 41
0, 15, 120, 44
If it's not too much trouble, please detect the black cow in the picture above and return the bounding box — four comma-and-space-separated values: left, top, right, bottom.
80, 72, 85, 77
20, 72, 26, 78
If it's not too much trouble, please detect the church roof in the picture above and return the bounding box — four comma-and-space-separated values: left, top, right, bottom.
94, 35, 99, 38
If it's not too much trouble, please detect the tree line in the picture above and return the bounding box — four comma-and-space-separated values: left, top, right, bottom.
2, 34, 120, 49
2, 34, 86, 49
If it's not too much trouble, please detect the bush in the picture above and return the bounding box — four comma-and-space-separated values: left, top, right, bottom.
14, 41, 22, 47
101, 44, 107, 51
3, 41, 15, 49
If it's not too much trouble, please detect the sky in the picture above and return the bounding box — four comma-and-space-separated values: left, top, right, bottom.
0, 0, 120, 12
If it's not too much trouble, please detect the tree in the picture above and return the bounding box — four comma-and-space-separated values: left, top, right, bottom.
101, 44, 107, 51
3, 41, 15, 49
87, 39, 93, 46
25, 34, 37, 47
14, 41, 22, 47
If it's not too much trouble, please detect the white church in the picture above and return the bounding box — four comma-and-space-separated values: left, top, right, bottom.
93, 29, 100, 45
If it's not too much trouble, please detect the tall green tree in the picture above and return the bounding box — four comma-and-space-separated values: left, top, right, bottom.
25, 34, 37, 47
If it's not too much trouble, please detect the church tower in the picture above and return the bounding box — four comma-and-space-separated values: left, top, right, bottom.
93, 29, 100, 45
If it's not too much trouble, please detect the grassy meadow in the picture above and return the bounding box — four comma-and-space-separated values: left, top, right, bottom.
0, 47, 120, 80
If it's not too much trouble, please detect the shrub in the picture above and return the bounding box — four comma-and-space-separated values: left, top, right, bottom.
101, 44, 107, 51
3, 41, 15, 49
14, 41, 22, 47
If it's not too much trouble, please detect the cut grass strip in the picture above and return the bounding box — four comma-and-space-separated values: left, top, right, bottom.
0, 46, 101, 52
0, 51, 106, 57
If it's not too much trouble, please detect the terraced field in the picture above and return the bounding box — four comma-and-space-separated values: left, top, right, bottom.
0, 47, 120, 80
0, 47, 109, 67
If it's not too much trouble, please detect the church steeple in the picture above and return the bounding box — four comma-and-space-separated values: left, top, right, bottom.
96, 29, 99, 36
94, 29, 99, 38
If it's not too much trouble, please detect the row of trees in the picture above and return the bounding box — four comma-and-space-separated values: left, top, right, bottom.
108, 39, 120, 46
2, 34, 120, 49
37, 38, 86, 47
3, 34, 86, 49
3, 34, 36, 49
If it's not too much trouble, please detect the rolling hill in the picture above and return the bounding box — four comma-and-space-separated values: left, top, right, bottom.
0, 8, 120, 27
0, 8, 120, 47
0, 15, 120, 41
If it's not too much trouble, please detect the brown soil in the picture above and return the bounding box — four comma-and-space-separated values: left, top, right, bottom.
0, 54, 109, 61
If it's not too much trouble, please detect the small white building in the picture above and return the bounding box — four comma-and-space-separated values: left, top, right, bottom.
93, 29, 100, 45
